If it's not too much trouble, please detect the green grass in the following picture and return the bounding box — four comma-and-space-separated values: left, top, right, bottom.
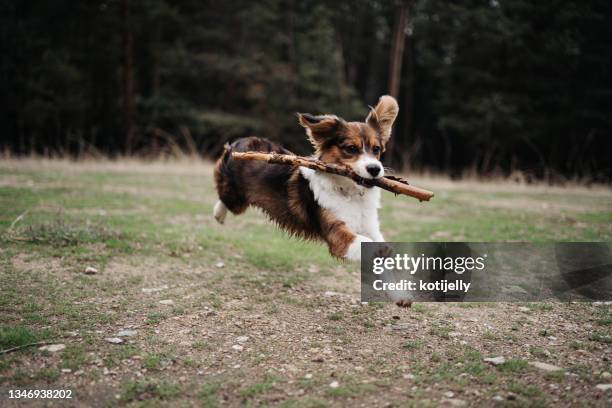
597, 317, 612, 326
3, 219, 124, 248
499, 358, 529, 373
325, 376, 379, 398
120, 380, 180, 402
589, 332, 612, 344
31, 367, 60, 383
143, 353, 163, 370
327, 312, 343, 321
199, 380, 223, 407
0, 326, 38, 350
508, 381, 544, 397
0, 325, 55, 353
61, 344, 88, 370
240, 373, 280, 398
402, 340, 424, 350
279, 398, 329, 408
0, 160, 610, 406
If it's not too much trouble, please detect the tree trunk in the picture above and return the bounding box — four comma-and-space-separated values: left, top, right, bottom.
388, 1, 408, 98
385, 0, 409, 168
401, 30, 415, 169
121, 0, 135, 154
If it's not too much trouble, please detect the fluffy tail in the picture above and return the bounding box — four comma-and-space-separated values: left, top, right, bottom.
213, 143, 232, 224
213, 200, 228, 224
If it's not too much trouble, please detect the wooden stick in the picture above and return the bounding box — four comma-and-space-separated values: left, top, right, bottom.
0, 341, 53, 355
231, 151, 434, 201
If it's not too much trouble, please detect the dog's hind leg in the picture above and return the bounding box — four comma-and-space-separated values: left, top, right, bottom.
213, 200, 228, 224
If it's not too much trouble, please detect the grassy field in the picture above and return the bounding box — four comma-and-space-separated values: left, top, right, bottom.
0, 159, 611, 407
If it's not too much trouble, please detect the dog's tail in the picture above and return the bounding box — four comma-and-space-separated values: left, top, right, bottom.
213, 144, 232, 225
218, 142, 232, 166
214, 143, 232, 183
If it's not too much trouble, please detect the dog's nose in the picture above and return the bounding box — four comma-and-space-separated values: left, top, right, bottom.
366, 164, 381, 177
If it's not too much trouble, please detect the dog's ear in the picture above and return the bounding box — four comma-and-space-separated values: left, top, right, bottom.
366, 95, 399, 145
297, 113, 345, 147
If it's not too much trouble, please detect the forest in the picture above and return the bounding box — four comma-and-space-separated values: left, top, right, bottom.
1, 0, 611, 180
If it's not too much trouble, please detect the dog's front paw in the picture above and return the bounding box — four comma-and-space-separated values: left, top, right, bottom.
374, 243, 394, 259
345, 234, 373, 262
395, 299, 413, 308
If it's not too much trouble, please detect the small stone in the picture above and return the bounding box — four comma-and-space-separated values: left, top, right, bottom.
304, 373, 313, 379
403, 373, 415, 380
601, 372, 611, 379
39, 344, 66, 352
390, 323, 415, 331
308, 265, 319, 273
104, 337, 124, 344
103, 367, 116, 376
159, 299, 174, 305
84, 266, 98, 275
492, 395, 504, 401
215, 261, 225, 268
448, 332, 462, 337
529, 361, 563, 372
329, 381, 339, 388
236, 336, 249, 343
484, 356, 505, 365
231, 344, 243, 351
518, 306, 530, 312
441, 399, 466, 407
444, 391, 455, 398
141, 285, 168, 293
595, 384, 612, 391
61, 368, 72, 373
117, 330, 137, 337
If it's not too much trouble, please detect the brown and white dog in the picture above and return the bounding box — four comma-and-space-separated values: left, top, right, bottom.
213, 95, 399, 263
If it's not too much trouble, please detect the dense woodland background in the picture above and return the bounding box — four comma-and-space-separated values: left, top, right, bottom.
1, 0, 611, 180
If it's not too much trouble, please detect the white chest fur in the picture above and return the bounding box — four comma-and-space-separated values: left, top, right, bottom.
300, 167, 382, 240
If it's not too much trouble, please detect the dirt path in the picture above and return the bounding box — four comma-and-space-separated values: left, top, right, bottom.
0, 160, 610, 407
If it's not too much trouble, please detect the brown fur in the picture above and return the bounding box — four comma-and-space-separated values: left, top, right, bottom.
214, 95, 399, 259
214, 137, 361, 257
215, 137, 327, 240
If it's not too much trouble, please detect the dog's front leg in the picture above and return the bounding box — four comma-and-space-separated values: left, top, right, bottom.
344, 234, 373, 262
363, 217, 413, 308
364, 209, 384, 242
318, 209, 371, 262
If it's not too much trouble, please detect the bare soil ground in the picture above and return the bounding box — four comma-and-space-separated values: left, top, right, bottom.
0, 159, 610, 407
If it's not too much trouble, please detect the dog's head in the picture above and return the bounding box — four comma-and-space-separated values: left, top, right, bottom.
298, 95, 398, 180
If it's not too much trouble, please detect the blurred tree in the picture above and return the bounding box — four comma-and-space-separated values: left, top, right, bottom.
0, 0, 609, 180
121, 0, 136, 153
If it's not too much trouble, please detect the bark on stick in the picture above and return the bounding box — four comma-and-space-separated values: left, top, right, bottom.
231, 151, 434, 201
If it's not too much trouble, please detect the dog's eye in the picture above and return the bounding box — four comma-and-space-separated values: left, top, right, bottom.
344, 145, 359, 154
372, 146, 381, 154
